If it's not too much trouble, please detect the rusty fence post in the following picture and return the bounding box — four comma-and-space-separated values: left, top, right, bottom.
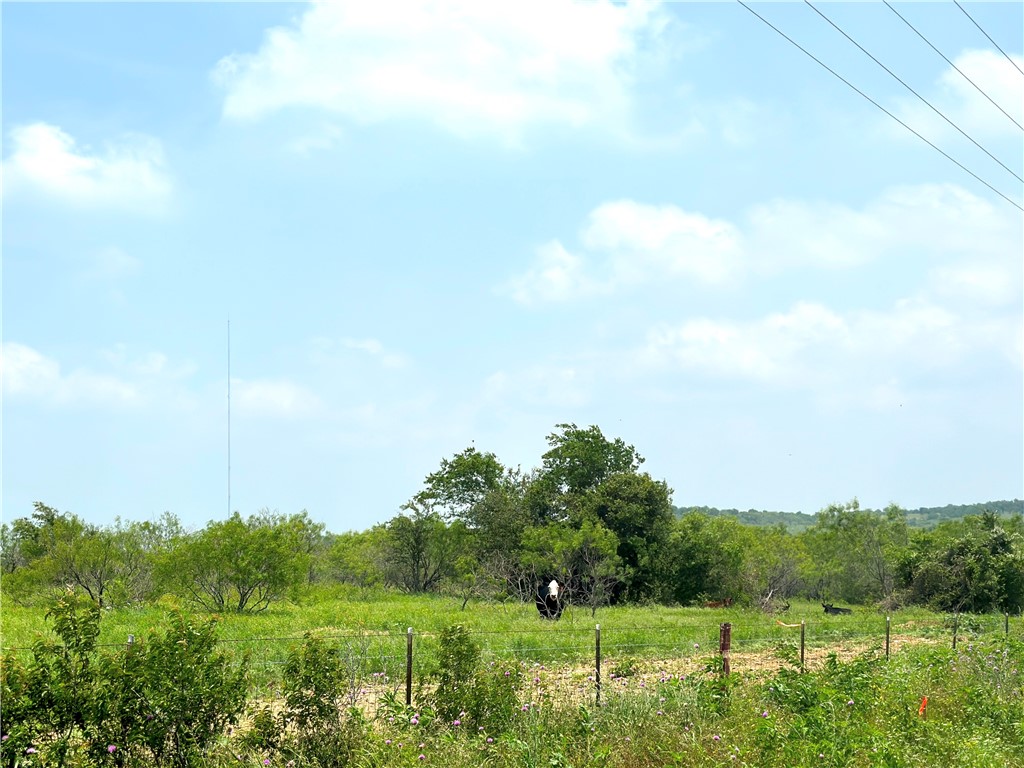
719, 623, 731, 677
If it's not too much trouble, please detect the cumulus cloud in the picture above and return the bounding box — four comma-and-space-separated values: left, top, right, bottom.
639, 296, 1021, 398
2, 123, 172, 212
505, 183, 1019, 303
213, 0, 666, 144
2, 342, 141, 406
895, 48, 1024, 138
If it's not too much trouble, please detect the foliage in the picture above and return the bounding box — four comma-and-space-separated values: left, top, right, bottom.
382, 505, 471, 593
245, 632, 368, 766
429, 625, 523, 734
0, 591, 247, 768
161, 511, 307, 612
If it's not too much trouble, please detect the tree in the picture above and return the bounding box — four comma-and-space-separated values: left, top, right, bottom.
527, 424, 644, 522
415, 447, 508, 522
897, 513, 1023, 612
162, 512, 306, 612
520, 519, 623, 615
803, 500, 908, 603
584, 472, 674, 601
665, 512, 749, 605
381, 504, 470, 593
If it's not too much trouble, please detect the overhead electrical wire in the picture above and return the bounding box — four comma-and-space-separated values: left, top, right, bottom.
883, 0, 1023, 132
735, 1, 1023, 212
805, 1, 1022, 184
953, 0, 1024, 79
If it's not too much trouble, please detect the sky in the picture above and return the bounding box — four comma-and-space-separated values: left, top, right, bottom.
2, 0, 1022, 534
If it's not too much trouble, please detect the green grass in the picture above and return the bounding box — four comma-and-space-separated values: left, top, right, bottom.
3, 586, 1022, 767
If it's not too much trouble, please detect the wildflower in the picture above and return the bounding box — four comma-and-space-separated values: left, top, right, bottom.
385, 740, 392, 746
847, 699, 854, 706
107, 745, 117, 754
624, 737, 631, 742
713, 735, 720, 742
287, 762, 295, 768
418, 755, 425, 761
487, 738, 494, 744
761, 711, 769, 718
263, 760, 271, 766
26, 748, 38, 754
694, 643, 700, 650
411, 716, 419, 725
453, 719, 461, 726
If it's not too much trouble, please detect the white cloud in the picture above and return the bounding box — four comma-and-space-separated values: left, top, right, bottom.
505, 183, 1019, 303
213, 0, 666, 144
2, 342, 141, 406
639, 296, 1021, 397
3, 123, 172, 212
232, 378, 321, 418
896, 49, 1024, 138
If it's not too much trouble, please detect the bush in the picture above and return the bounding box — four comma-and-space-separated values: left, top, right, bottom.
430, 625, 523, 734
0, 591, 248, 768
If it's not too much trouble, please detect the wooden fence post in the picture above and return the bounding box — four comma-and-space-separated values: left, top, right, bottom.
885, 616, 890, 660
799, 620, 805, 671
719, 623, 731, 677
406, 627, 413, 707
595, 624, 602, 706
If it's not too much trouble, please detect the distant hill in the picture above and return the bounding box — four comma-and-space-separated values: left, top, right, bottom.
675, 499, 1024, 532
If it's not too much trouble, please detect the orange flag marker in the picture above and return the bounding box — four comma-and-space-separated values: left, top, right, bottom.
918, 696, 928, 717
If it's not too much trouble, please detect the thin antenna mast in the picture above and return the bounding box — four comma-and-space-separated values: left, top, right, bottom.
228, 318, 231, 517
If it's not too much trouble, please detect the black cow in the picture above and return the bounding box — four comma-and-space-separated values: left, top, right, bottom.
822, 602, 852, 615
535, 578, 563, 620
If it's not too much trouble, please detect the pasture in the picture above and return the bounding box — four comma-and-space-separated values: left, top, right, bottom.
2, 586, 1022, 767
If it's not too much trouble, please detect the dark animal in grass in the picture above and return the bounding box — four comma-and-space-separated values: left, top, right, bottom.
822, 603, 852, 615
536, 578, 563, 620
703, 598, 733, 608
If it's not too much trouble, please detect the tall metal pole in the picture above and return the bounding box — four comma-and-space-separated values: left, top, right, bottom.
227, 319, 231, 517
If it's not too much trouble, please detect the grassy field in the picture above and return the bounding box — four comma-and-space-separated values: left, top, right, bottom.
2, 584, 1016, 682
2, 586, 1022, 767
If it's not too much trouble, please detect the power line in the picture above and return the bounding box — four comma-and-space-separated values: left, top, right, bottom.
735, 1, 1023, 212
883, 0, 1023, 132
953, 0, 1024, 79
805, 1, 1022, 184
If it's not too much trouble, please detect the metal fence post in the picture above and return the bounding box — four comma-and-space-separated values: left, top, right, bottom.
952, 613, 958, 650
595, 624, 602, 706
406, 627, 413, 707
1006, 613, 1010, 637
127, 634, 135, 650
799, 620, 805, 671
885, 616, 890, 660
719, 623, 731, 677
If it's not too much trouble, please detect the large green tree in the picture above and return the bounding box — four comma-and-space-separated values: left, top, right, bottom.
527, 424, 644, 522
162, 512, 307, 612
584, 472, 674, 601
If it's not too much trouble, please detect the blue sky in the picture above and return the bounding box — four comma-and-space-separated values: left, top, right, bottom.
3, 1, 1022, 533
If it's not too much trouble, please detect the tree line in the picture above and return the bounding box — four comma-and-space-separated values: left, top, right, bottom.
3, 423, 1022, 615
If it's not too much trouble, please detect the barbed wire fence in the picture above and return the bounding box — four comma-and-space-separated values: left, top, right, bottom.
4, 612, 1016, 711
